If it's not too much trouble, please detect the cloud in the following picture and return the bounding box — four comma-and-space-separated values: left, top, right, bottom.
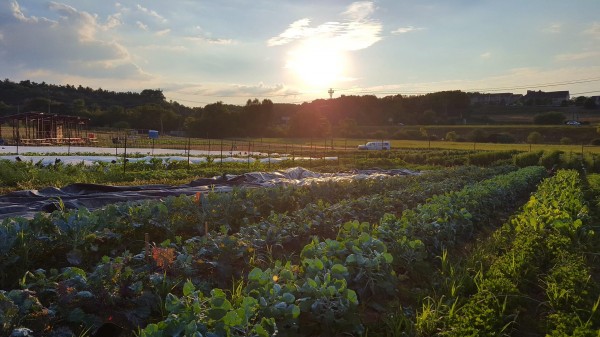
0, 0, 149, 80
108, 3, 168, 33
137, 21, 148, 31
267, 1, 382, 51
136, 4, 167, 24
104, 13, 122, 30
391, 26, 424, 35
584, 22, 600, 39
542, 23, 562, 33
343, 1, 375, 21
480, 51, 492, 59
555, 50, 600, 61
186, 26, 235, 45
267, 18, 313, 46
186, 36, 235, 45
171, 82, 299, 98
156, 28, 171, 36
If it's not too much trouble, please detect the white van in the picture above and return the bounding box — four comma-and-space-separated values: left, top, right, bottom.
357, 141, 391, 150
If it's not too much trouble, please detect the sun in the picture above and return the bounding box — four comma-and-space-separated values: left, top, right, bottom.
286, 41, 347, 89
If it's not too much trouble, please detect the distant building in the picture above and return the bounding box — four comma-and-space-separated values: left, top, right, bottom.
522, 90, 570, 106
470, 92, 523, 106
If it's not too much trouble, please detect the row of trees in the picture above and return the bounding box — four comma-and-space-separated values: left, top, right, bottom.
1, 79, 598, 138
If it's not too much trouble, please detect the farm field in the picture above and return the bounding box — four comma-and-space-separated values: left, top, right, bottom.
0, 148, 599, 336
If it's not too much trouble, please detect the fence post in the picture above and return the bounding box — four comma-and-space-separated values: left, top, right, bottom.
247, 139, 251, 169
123, 136, 127, 173
187, 136, 191, 171
220, 139, 223, 168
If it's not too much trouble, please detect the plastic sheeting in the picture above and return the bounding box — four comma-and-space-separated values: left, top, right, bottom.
0, 167, 419, 220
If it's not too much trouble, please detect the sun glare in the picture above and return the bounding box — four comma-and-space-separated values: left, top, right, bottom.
286, 41, 346, 89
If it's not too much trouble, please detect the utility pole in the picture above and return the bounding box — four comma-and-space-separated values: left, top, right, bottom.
328, 88, 334, 99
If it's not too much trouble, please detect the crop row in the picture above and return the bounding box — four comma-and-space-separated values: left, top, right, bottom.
0, 166, 543, 336
135, 166, 546, 336
419, 170, 599, 336
0, 166, 510, 290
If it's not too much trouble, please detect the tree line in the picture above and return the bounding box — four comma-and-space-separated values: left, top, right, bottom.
0, 79, 596, 138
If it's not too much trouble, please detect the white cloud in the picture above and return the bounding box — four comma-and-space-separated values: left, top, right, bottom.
480, 51, 492, 59
103, 13, 122, 30
584, 22, 600, 39
108, 3, 168, 33
171, 82, 298, 98
0, 0, 149, 80
9, 0, 38, 23
187, 26, 234, 45
48, 2, 99, 41
156, 28, 171, 36
343, 1, 375, 21
352, 66, 600, 96
267, 1, 382, 51
135, 4, 167, 24
391, 26, 424, 35
136, 21, 148, 31
555, 50, 600, 61
542, 23, 562, 34
267, 18, 313, 46
186, 36, 235, 45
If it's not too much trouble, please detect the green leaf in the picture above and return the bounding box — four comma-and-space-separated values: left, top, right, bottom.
248, 268, 264, 282
291, 304, 301, 318
143, 323, 160, 337
346, 254, 356, 264
164, 293, 180, 312
346, 289, 359, 305
183, 280, 195, 296
223, 310, 242, 327
282, 292, 295, 304
382, 252, 393, 264
185, 321, 198, 335
273, 283, 282, 295
253, 324, 269, 337
331, 264, 348, 275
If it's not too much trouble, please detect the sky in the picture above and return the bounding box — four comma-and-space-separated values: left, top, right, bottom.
1, 0, 600, 107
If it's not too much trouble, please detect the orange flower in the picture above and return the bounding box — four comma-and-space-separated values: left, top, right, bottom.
152, 246, 176, 270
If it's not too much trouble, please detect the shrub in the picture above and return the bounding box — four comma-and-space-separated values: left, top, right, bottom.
539, 150, 562, 169
514, 151, 543, 167
533, 111, 566, 125
487, 133, 516, 144
445, 131, 458, 142
394, 130, 424, 140
468, 151, 514, 166
559, 137, 572, 145
468, 129, 487, 142
527, 131, 543, 144
590, 138, 600, 146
